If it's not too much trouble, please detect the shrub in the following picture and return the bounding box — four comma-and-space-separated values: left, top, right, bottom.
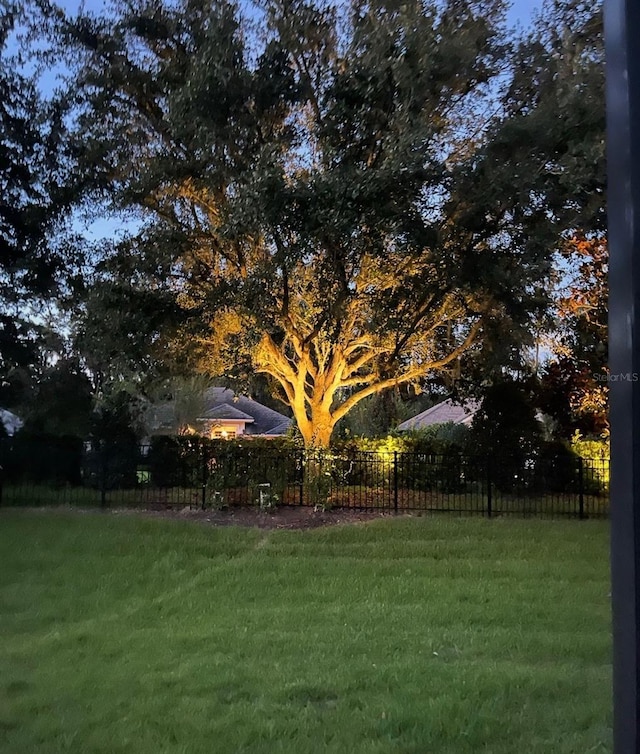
468, 379, 544, 492
146, 436, 201, 488
3, 433, 84, 485
534, 441, 581, 493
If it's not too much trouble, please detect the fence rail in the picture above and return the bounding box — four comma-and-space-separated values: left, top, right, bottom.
0, 437, 610, 519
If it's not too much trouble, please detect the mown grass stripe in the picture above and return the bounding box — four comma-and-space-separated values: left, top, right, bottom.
0, 511, 611, 754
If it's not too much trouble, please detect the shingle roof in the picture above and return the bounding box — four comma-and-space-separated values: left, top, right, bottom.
397, 399, 479, 431
263, 420, 292, 436
203, 388, 292, 436
199, 403, 255, 422
144, 388, 292, 437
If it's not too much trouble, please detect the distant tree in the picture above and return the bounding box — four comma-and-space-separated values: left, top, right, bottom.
55, 0, 560, 447
442, 0, 605, 409
468, 377, 544, 490
0, 3, 78, 408
20, 359, 94, 437
336, 388, 432, 439
540, 235, 608, 436
496, 0, 604, 236
142, 375, 212, 435
90, 390, 143, 445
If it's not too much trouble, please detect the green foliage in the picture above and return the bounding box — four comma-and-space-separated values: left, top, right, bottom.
540, 237, 608, 438
569, 430, 609, 491
439, 0, 605, 395
468, 378, 544, 492
302, 453, 335, 509
20, 359, 93, 438
52, 0, 561, 446
82, 392, 145, 489
146, 436, 201, 489
333, 423, 471, 456
569, 431, 609, 460
328, 426, 473, 492
512, 0, 605, 235
144, 436, 301, 498
535, 440, 582, 494
1, 432, 84, 485
336, 391, 432, 439
0, 4, 79, 407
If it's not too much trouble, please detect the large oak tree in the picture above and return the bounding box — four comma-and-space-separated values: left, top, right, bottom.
60, 0, 554, 446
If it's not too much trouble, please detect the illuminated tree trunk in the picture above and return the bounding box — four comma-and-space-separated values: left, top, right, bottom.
304, 410, 335, 449
254, 324, 482, 448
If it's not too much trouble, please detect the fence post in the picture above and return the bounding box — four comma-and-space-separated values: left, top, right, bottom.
578, 456, 585, 520
393, 451, 399, 513
201, 442, 208, 510
486, 456, 492, 518
299, 451, 304, 506
100, 443, 107, 508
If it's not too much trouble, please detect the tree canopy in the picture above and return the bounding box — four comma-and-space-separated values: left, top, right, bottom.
438, 0, 605, 410
501, 0, 607, 437
46, 0, 603, 446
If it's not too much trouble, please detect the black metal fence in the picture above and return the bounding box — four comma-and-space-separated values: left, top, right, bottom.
0, 436, 610, 518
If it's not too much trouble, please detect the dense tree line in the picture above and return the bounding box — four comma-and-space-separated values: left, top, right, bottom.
0, 3, 78, 410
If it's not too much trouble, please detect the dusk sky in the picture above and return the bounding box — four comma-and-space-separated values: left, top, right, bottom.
507, 0, 545, 26
58, 0, 545, 26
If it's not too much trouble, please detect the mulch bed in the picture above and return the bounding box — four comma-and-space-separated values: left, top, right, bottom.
129, 506, 403, 530
3, 505, 407, 530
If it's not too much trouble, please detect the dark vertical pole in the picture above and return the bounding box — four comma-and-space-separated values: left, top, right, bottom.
578, 456, 585, 520
605, 0, 640, 749
201, 442, 207, 510
299, 451, 304, 506
100, 443, 107, 508
393, 451, 399, 514
486, 456, 492, 518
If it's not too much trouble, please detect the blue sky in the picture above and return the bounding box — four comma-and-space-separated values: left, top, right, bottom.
59, 0, 544, 26
507, 0, 544, 27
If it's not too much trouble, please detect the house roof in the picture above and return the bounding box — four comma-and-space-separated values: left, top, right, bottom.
203, 388, 292, 436
145, 388, 292, 437
199, 403, 255, 422
0, 409, 23, 436
397, 399, 479, 431
263, 420, 292, 436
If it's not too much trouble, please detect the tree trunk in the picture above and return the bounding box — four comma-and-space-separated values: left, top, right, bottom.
294, 405, 336, 449
308, 420, 334, 449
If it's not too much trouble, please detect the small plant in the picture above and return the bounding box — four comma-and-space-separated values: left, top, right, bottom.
204, 464, 228, 509
256, 483, 278, 512
207, 488, 226, 510
305, 454, 334, 510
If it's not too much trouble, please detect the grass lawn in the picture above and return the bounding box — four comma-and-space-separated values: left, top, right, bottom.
0, 511, 611, 753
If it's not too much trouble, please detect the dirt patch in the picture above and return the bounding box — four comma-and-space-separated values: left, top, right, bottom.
113, 505, 402, 530
4, 504, 406, 530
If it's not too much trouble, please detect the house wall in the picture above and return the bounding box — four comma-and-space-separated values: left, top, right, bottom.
202, 420, 247, 438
